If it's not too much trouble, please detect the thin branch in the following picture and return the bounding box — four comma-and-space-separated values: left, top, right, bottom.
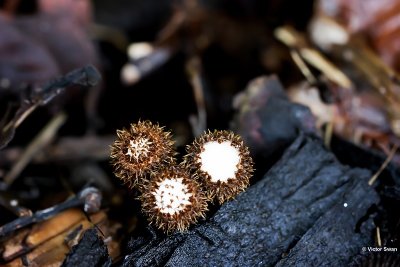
0, 187, 101, 239
368, 144, 398, 186
3, 112, 67, 186
186, 56, 207, 137
0, 65, 101, 150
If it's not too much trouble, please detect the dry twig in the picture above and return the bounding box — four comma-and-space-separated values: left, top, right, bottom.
0, 187, 101, 239
368, 144, 398, 186
186, 56, 207, 137
0, 65, 101, 149
3, 112, 67, 186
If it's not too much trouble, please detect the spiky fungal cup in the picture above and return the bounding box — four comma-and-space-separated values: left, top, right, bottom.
110, 121, 175, 189
140, 167, 208, 233
183, 130, 254, 204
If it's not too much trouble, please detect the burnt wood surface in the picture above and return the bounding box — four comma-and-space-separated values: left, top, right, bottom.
121, 135, 379, 267
275, 175, 377, 266
62, 228, 111, 267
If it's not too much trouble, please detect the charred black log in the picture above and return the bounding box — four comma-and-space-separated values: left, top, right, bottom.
275, 175, 377, 266
62, 228, 111, 267
122, 135, 379, 266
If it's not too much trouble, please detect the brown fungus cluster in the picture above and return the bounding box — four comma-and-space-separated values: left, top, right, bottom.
110, 121, 254, 233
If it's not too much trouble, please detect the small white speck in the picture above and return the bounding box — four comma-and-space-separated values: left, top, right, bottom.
344, 203, 348, 207
10, 199, 18, 207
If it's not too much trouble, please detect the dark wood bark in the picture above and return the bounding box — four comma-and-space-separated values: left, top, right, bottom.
62, 229, 111, 267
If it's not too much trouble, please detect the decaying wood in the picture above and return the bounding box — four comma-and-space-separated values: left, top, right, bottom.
0, 187, 101, 239
1, 208, 118, 267
2, 209, 86, 261
122, 135, 379, 266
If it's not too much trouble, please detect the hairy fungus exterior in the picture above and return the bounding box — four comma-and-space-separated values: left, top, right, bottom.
183, 130, 254, 204
110, 121, 175, 189
140, 167, 208, 233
